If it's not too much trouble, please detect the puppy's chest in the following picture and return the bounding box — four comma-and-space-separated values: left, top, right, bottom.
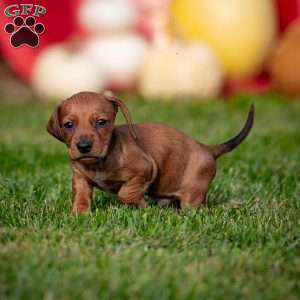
91, 170, 123, 192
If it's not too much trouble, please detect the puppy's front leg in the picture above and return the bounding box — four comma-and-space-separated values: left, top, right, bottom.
118, 176, 149, 208
72, 168, 93, 214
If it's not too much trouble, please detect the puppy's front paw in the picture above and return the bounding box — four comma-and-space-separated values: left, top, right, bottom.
137, 199, 148, 209
72, 204, 91, 215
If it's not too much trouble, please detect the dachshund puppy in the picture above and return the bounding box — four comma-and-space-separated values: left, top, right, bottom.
47, 91, 254, 213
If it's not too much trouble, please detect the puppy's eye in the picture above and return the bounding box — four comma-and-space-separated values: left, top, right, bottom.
95, 119, 107, 128
63, 121, 74, 129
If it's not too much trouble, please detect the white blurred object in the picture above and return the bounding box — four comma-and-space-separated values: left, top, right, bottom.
139, 42, 223, 99
32, 44, 104, 100
83, 34, 148, 89
79, 0, 139, 32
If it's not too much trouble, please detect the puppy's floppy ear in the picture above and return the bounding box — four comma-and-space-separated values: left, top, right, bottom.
103, 91, 137, 140
47, 105, 65, 142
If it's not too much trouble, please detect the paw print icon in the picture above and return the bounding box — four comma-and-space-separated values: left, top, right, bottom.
4, 16, 45, 48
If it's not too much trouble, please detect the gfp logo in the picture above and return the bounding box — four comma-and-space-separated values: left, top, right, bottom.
4, 4, 46, 48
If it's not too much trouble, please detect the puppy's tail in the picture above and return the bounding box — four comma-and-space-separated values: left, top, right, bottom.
210, 104, 255, 159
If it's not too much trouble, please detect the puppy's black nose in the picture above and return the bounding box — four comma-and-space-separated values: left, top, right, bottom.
76, 139, 92, 153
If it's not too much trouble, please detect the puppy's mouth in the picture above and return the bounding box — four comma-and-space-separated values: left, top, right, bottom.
75, 155, 101, 163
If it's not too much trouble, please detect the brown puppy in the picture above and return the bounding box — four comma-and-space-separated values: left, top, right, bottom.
47, 91, 254, 213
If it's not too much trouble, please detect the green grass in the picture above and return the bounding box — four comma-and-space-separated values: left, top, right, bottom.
0, 93, 299, 300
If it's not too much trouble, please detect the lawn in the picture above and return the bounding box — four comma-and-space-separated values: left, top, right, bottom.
0, 93, 299, 300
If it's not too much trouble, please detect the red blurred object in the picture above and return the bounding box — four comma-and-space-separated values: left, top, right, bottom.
135, 0, 171, 42
223, 72, 272, 96
0, 0, 81, 81
275, 0, 300, 32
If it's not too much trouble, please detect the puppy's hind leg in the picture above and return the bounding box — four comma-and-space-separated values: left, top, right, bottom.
179, 158, 216, 208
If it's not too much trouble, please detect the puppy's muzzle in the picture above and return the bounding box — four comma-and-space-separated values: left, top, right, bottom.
76, 138, 93, 154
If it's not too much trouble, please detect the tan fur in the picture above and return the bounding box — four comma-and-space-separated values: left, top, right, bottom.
47, 91, 254, 213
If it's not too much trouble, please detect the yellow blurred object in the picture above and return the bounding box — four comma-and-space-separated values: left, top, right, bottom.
139, 42, 223, 99
170, 0, 277, 79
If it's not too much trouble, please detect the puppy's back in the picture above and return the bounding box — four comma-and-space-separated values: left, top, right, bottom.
116, 123, 211, 193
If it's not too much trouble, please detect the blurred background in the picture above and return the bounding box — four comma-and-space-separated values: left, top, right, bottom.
0, 0, 300, 102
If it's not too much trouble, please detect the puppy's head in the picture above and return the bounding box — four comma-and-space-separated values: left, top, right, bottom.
47, 91, 137, 164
